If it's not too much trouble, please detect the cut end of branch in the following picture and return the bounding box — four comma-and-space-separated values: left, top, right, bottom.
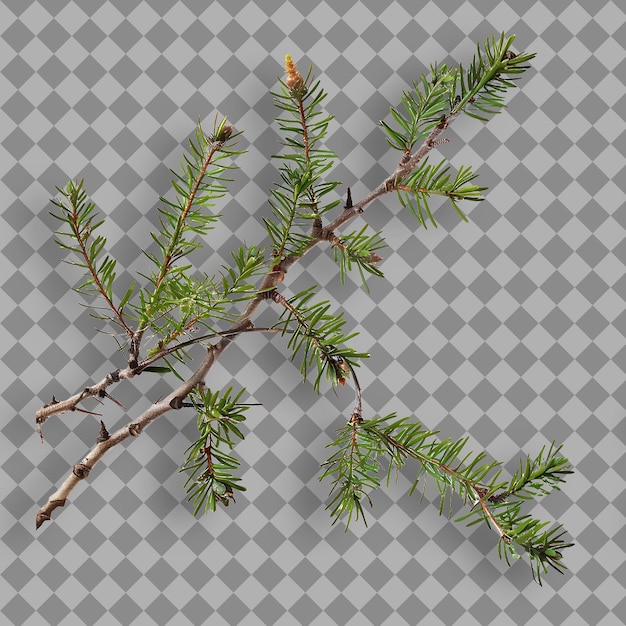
35, 499, 66, 529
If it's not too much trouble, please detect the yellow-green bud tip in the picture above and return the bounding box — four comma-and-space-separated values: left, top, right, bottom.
284, 54, 304, 93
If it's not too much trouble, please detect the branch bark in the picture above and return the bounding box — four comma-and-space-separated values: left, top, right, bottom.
37, 330, 226, 528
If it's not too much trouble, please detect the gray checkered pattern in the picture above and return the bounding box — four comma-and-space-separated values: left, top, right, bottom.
2, 1, 625, 624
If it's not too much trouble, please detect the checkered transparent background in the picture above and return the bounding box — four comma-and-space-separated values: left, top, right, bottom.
2, 1, 625, 624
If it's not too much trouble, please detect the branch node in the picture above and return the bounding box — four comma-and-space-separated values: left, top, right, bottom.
328, 233, 341, 247
169, 396, 184, 409
270, 264, 285, 282
428, 137, 450, 148
488, 491, 509, 504
128, 423, 142, 436
72, 463, 91, 479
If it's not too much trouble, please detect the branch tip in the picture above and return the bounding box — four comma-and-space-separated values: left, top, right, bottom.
35, 499, 66, 530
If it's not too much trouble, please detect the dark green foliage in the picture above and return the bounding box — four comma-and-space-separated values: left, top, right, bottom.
379, 63, 456, 152
455, 33, 536, 121
180, 387, 249, 514
136, 118, 257, 348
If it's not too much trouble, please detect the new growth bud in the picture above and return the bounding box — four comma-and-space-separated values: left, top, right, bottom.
215, 123, 233, 143
285, 54, 306, 97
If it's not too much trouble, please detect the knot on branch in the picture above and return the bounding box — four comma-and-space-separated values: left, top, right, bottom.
72, 463, 91, 479
350, 410, 363, 425
312, 217, 323, 239
129, 335, 141, 365
474, 486, 489, 500
169, 397, 184, 410
436, 114, 448, 130
107, 369, 121, 383
128, 423, 142, 436
269, 290, 283, 304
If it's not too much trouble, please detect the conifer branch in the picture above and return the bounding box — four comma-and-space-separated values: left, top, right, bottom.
50, 179, 134, 337
33, 34, 572, 585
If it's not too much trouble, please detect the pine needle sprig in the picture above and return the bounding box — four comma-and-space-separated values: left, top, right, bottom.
180, 386, 250, 514
377, 33, 534, 230
379, 63, 456, 152
50, 179, 134, 336
137, 117, 244, 341
333, 224, 386, 291
454, 33, 536, 121
320, 412, 573, 581
270, 285, 368, 390
265, 58, 341, 261
396, 158, 486, 228
319, 416, 384, 527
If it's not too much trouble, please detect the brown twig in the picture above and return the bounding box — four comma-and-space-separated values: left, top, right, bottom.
36, 328, 233, 528
34, 326, 280, 427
